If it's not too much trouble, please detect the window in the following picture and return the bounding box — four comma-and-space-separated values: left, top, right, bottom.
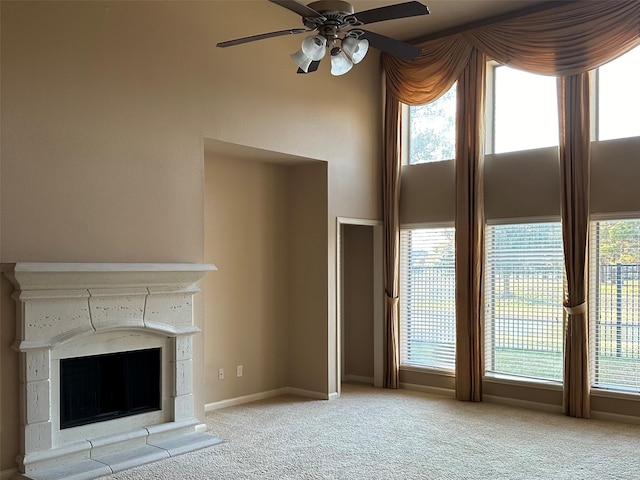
488, 65, 558, 154
485, 45, 640, 151
407, 83, 456, 164
596, 46, 640, 141
590, 218, 640, 391
485, 222, 564, 382
400, 227, 455, 370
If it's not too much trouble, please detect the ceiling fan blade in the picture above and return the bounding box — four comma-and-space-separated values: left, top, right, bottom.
354, 1, 430, 25
297, 60, 321, 74
217, 28, 307, 48
269, 0, 326, 19
359, 30, 422, 60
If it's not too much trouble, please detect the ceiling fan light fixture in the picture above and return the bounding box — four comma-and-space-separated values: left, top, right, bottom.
290, 49, 314, 73
330, 47, 353, 76
301, 35, 327, 61
342, 37, 369, 64
218, 0, 431, 76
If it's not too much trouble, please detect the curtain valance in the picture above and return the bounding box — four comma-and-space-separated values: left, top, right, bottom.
383, 0, 640, 104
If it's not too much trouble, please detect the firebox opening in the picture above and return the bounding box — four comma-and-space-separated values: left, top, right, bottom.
60, 347, 161, 430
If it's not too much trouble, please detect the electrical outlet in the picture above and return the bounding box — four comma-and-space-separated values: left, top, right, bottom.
236, 365, 243, 377
218, 368, 224, 380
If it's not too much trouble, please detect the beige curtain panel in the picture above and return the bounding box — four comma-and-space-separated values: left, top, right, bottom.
382, 91, 402, 389
454, 49, 486, 402
558, 73, 592, 418
381, 0, 640, 415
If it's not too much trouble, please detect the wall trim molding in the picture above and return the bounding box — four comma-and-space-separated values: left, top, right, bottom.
591, 410, 640, 425
204, 387, 333, 412
286, 387, 331, 401
400, 382, 455, 398
484, 394, 563, 414
344, 375, 374, 385
205, 388, 289, 412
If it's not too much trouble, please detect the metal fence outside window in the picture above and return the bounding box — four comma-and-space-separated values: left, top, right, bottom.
594, 263, 640, 359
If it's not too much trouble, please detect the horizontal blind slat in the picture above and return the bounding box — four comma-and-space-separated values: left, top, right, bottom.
400, 227, 456, 371
590, 218, 640, 391
485, 222, 564, 382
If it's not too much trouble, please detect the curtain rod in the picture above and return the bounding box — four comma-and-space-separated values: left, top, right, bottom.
408, 0, 572, 45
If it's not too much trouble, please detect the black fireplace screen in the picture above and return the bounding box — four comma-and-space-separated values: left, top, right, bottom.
60, 347, 161, 429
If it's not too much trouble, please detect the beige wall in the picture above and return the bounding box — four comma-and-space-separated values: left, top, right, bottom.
204, 155, 291, 401
401, 136, 640, 226
1, 1, 381, 472
288, 163, 330, 393
400, 159, 455, 225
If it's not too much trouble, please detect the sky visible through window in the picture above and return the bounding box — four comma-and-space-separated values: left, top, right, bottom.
493, 46, 640, 152
493, 66, 558, 154
407, 46, 639, 159
598, 46, 640, 141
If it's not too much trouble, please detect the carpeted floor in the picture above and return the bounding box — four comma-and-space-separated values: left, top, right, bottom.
101, 383, 640, 479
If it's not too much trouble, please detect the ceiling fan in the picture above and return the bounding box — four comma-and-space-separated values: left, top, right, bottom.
217, 0, 429, 76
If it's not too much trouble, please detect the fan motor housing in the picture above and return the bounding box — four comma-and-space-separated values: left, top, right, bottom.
307, 1, 355, 15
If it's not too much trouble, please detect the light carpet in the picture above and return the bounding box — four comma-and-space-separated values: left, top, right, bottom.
100, 383, 640, 479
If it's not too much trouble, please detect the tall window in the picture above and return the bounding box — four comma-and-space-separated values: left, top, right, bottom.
596, 45, 640, 141
400, 227, 456, 370
590, 218, 640, 391
484, 45, 640, 150
407, 83, 457, 164
485, 222, 564, 381
488, 65, 558, 154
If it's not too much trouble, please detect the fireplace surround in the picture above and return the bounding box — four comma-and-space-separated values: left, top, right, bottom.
3, 263, 220, 480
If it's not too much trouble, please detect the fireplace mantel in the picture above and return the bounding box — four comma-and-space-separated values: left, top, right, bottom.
3, 262, 220, 480
4, 262, 216, 290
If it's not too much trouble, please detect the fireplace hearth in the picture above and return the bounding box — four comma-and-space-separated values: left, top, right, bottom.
3, 263, 220, 480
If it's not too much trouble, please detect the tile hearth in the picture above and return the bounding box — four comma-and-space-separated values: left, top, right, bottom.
3, 263, 220, 480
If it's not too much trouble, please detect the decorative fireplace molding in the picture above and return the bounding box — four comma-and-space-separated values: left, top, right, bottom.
3, 263, 220, 480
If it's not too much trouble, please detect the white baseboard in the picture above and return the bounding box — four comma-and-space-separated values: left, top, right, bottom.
343, 375, 374, 385
205, 388, 289, 412
591, 410, 640, 425
400, 382, 455, 398
205, 386, 336, 412
285, 387, 330, 400
1, 468, 17, 480
484, 394, 563, 414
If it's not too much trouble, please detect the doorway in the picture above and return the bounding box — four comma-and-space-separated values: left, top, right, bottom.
337, 218, 383, 393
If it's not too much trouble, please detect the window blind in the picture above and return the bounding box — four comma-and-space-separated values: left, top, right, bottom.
484, 222, 564, 382
590, 218, 640, 391
400, 227, 455, 370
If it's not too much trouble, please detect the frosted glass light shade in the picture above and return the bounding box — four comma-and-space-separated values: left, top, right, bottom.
331, 49, 353, 76
342, 37, 369, 64
290, 49, 313, 72
302, 35, 327, 61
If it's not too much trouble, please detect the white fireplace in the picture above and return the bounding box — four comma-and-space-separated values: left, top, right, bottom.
3, 263, 220, 480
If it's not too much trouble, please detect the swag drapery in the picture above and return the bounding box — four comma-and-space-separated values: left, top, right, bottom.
381, 0, 640, 415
